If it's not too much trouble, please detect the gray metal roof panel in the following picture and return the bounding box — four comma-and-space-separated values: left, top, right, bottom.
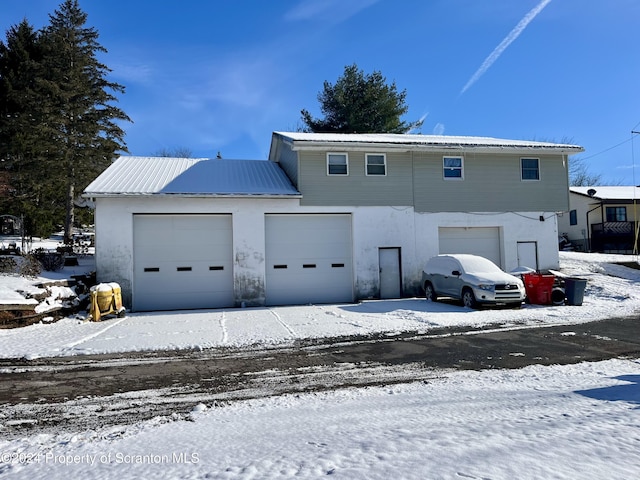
84, 157, 300, 196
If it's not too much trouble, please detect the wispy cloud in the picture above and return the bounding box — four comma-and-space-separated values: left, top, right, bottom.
432, 123, 445, 136
284, 0, 379, 25
460, 0, 552, 95
110, 61, 154, 85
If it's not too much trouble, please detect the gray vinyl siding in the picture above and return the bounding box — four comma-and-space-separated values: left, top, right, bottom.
279, 142, 570, 211
413, 152, 569, 212
298, 151, 414, 206
271, 137, 299, 187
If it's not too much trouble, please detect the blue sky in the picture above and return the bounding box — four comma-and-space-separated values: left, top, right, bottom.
2, 0, 640, 185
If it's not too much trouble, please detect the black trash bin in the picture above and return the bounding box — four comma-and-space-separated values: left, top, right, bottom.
564, 277, 587, 306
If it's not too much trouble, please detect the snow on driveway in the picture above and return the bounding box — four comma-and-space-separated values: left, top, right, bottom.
0, 252, 639, 359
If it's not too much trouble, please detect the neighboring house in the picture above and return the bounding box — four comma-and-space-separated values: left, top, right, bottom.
558, 186, 640, 253
83, 132, 583, 311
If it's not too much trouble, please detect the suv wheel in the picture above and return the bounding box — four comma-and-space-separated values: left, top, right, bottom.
462, 288, 478, 309
424, 282, 437, 302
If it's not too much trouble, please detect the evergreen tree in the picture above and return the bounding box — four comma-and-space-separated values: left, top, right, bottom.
0, 20, 56, 236
300, 64, 422, 134
0, 0, 130, 240
41, 0, 130, 243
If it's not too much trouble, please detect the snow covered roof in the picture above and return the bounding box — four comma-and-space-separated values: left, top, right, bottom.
274, 132, 584, 153
83, 156, 301, 197
571, 186, 640, 201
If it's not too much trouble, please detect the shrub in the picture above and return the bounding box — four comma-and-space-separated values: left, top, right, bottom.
0, 257, 17, 274
18, 254, 42, 277
32, 248, 65, 272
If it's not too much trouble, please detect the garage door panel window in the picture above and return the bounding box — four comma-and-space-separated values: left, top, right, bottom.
327, 153, 348, 175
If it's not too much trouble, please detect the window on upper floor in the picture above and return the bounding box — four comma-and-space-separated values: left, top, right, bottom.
443, 156, 463, 180
606, 206, 627, 222
521, 158, 540, 181
327, 153, 348, 175
366, 154, 386, 176
569, 209, 577, 225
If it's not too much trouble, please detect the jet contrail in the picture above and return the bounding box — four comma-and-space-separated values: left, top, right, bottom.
460, 0, 552, 95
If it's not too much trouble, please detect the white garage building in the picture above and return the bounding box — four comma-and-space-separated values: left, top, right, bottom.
84, 132, 583, 311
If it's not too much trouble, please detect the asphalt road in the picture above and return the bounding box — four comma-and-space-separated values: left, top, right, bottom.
1, 315, 639, 436
2, 315, 640, 403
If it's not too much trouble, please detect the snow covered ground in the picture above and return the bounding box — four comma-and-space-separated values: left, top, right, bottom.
1, 251, 639, 479
1, 359, 639, 479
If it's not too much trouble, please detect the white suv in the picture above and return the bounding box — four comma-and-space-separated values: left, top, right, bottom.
422, 254, 525, 309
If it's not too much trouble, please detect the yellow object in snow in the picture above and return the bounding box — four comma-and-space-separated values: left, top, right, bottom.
88, 282, 126, 321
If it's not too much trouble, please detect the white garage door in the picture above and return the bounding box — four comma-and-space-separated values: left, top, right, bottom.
265, 214, 353, 305
438, 227, 502, 267
133, 214, 233, 311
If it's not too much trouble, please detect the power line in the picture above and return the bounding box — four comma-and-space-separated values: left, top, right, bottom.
579, 137, 633, 160
578, 120, 640, 161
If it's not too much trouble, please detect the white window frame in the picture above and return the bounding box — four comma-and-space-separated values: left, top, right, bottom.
521, 158, 540, 181
327, 152, 349, 176
365, 153, 387, 176
443, 156, 464, 180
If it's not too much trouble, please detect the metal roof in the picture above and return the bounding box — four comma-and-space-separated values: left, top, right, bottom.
84, 156, 301, 197
273, 131, 584, 153
571, 186, 640, 201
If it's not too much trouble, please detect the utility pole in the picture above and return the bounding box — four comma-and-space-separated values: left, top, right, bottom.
631, 131, 639, 255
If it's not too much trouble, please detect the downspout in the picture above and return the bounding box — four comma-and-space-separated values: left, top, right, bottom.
634, 196, 639, 255
585, 204, 601, 252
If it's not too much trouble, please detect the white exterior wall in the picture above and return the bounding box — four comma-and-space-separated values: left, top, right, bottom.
557, 193, 601, 250
95, 196, 560, 308
94, 196, 301, 308
353, 208, 560, 297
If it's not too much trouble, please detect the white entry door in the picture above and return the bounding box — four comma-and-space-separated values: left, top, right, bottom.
265, 214, 353, 305
517, 241, 539, 270
379, 248, 401, 298
133, 214, 233, 311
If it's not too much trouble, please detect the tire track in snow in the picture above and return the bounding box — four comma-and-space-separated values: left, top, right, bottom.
268, 308, 296, 337
219, 311, 228, 344
60, 316, 129, 354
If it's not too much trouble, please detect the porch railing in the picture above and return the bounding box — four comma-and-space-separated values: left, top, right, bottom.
591, 221, 639, 253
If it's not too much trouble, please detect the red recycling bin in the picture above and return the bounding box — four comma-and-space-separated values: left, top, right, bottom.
522, 273, 556, 305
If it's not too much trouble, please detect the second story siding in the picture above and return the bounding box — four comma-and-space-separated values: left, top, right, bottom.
269, 132, 583, 212
413, 151, 570, 212
298, 150, 414, 206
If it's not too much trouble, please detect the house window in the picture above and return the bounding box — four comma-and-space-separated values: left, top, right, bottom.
569, 209, 577, 226
606, 206, 627, 222
521, 158, 540, 180
366, 154, 386, 176
443, 156, 463, 179
327, 153, 348, 175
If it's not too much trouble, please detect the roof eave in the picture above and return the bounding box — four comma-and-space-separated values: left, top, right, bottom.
287, 140, 584, 154
83, 192, 302, 199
